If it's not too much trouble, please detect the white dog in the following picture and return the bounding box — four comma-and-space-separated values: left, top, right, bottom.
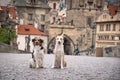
52, 34, 67, 69
29, 37, 45, 68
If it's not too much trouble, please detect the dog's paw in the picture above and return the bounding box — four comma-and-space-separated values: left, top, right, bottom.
61, 67, 64, 69
51, 66, 54, 69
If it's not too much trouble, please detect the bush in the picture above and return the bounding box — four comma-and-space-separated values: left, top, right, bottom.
0, 26, 17, 44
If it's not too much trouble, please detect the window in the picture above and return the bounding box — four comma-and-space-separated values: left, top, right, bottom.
112, 24, 116, 31
100, 24, 104, 31
30, 0, 36, 4
111, 36, 114, 40
41, 15, 45, 21
104, 35, 109, 40
106, 24, 111, 31
41, 25, 45, 32
103, 15, 106, 19
25, 28, 30, 31
87, 17, 92, 27
28, 23, 33, 25
53, 3, 56, 9
28, 13, 33, 20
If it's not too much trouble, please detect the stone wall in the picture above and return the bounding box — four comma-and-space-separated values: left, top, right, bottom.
0, 43, 18, 53
103, 46, 120, 57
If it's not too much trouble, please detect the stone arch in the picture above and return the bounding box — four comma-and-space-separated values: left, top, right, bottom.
48, 34, 75, 55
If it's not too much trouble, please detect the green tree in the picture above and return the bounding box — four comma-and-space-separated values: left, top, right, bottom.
0, 26, 17, 44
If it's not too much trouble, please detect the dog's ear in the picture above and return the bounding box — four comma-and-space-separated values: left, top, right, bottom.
39, 39, 43, 46
55, 33, 57, 38
32, 38, 35, 42
61, 34, 65, 38
40, 39, 43, 43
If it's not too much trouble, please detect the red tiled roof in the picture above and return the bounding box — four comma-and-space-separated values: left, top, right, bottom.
1, 6, 16, 19
18, 25, 48, 36
108, 5, 119, 17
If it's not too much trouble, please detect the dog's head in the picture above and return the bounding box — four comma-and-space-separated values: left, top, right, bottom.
55, 34, 64, 45
32, 37, 43, 46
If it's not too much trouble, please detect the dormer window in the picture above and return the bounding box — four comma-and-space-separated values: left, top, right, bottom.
25, 28, 30, 31
103, 15, 106, 19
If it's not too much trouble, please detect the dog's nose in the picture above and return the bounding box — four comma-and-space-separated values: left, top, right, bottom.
35, 42, 39, 45
58, 41, 61, 44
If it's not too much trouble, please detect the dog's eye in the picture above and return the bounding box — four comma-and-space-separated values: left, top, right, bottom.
57, 38, 59, 40
60, 38, 62, 40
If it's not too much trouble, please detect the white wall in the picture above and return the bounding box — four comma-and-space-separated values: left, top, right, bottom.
17, 35, 48, 53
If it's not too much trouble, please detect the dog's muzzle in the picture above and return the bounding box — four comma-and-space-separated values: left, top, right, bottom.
35, 41, 39, 45
58, 41, 61, 45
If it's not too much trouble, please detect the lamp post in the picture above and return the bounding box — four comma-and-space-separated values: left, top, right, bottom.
90, 24, 96, 54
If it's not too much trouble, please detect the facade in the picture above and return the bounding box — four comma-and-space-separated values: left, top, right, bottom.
13, 0, 50, 33
0, 6, 17, 27
17, 25, 48, 52
48, 0, 106, 55
95, 3, 120, 48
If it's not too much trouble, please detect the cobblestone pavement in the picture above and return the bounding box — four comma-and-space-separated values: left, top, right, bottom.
0, 53, 120, 80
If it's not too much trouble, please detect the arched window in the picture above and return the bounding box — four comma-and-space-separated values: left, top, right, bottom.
53, 3, 56, 9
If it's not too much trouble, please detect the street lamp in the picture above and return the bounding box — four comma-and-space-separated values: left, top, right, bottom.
90, 24, 96, 54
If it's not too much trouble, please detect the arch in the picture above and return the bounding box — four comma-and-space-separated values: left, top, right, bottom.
48, 34, 75, 55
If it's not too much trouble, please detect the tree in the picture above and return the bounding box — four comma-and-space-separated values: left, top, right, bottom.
0, 26, 17, 44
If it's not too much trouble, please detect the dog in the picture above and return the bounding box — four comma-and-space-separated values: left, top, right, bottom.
52, 34, 67, 69
29, 37, 45, 68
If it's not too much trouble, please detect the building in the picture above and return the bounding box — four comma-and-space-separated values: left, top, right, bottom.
49, 24, 93, 55
13, 0, 50, 33
0, 6, 17, 27
48, 0, 59, 24
17, 25, 48, 52
0, 0, 11, 6
95, 3, 120, 48
9, 0, 50, 52
48, 0, 106, 55
48, 0, 67, 24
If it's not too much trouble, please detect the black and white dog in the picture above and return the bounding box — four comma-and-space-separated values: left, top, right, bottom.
29, 37, 45, 68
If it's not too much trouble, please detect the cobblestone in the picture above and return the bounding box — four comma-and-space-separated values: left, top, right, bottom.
0, 53, 120, 80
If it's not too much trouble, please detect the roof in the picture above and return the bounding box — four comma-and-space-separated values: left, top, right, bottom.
108, 5, 119, 17
1, 6, 16, 19
18, 25, 48, 36
14, 0, 50, 9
